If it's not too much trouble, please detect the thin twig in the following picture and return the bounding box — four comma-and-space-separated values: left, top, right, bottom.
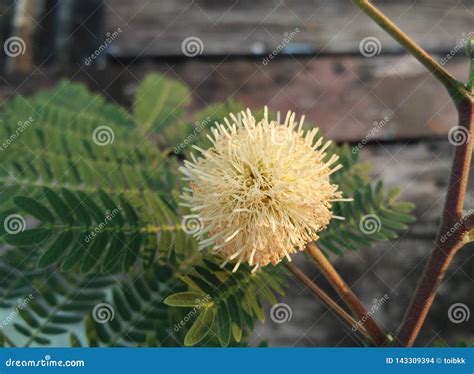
305, 243, 387, 346
286, 262, 371, 341
351, 0, 465, 101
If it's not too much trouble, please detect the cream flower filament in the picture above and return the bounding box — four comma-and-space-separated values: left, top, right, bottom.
180, 107, 349, 272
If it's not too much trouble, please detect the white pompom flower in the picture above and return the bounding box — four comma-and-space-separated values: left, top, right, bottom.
180, 108, 350, 272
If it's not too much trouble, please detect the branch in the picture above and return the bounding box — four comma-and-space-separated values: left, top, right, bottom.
286, 262, 371, 341
305, 243, 388, 346
351, 0, 474, 347
396, 97, 474, 346
352, 0, 466, 101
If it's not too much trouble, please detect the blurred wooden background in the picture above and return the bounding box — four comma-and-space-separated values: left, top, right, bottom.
0, 0, 472, 346
0, 0, 473, 141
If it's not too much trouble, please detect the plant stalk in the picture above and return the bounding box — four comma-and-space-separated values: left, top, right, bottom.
286, 262, 371, 340
351, 0, 474, 347
351, 0, 464, 100
305, 242, 387, 345
396, 97, 474, 346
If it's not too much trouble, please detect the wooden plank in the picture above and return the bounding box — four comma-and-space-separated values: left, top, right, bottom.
118, 56, 467, 142
0, 55, 468, 141
105, 0, 474, 57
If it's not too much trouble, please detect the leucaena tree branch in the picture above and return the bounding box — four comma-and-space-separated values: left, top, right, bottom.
350, 0, 474, 347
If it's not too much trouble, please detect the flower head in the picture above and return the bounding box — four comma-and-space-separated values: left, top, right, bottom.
180, 108, 348, 272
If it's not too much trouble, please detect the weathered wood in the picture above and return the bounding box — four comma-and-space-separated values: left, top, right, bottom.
0, 55, 469, 141
105, 0, 474, 57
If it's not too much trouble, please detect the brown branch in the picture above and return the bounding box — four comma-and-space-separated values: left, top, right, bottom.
286, 262, 370, 340
396, 97, 474, 346
305, 242, 388, 346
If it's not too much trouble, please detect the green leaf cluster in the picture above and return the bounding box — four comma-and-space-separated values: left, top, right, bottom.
0, 73, 415, 347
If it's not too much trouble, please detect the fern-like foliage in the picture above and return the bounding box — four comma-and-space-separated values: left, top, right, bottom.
0, 246, 115, 347
86, 265, 186, 347
318, 144, 416, 255
3, 186, 190, 273
0, 72, 415, 348
165, 259, 287, 346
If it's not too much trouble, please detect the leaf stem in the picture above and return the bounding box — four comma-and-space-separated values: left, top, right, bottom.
351, 0, 465, 101
305, 242, 388, 346
285, 262, 371, 341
